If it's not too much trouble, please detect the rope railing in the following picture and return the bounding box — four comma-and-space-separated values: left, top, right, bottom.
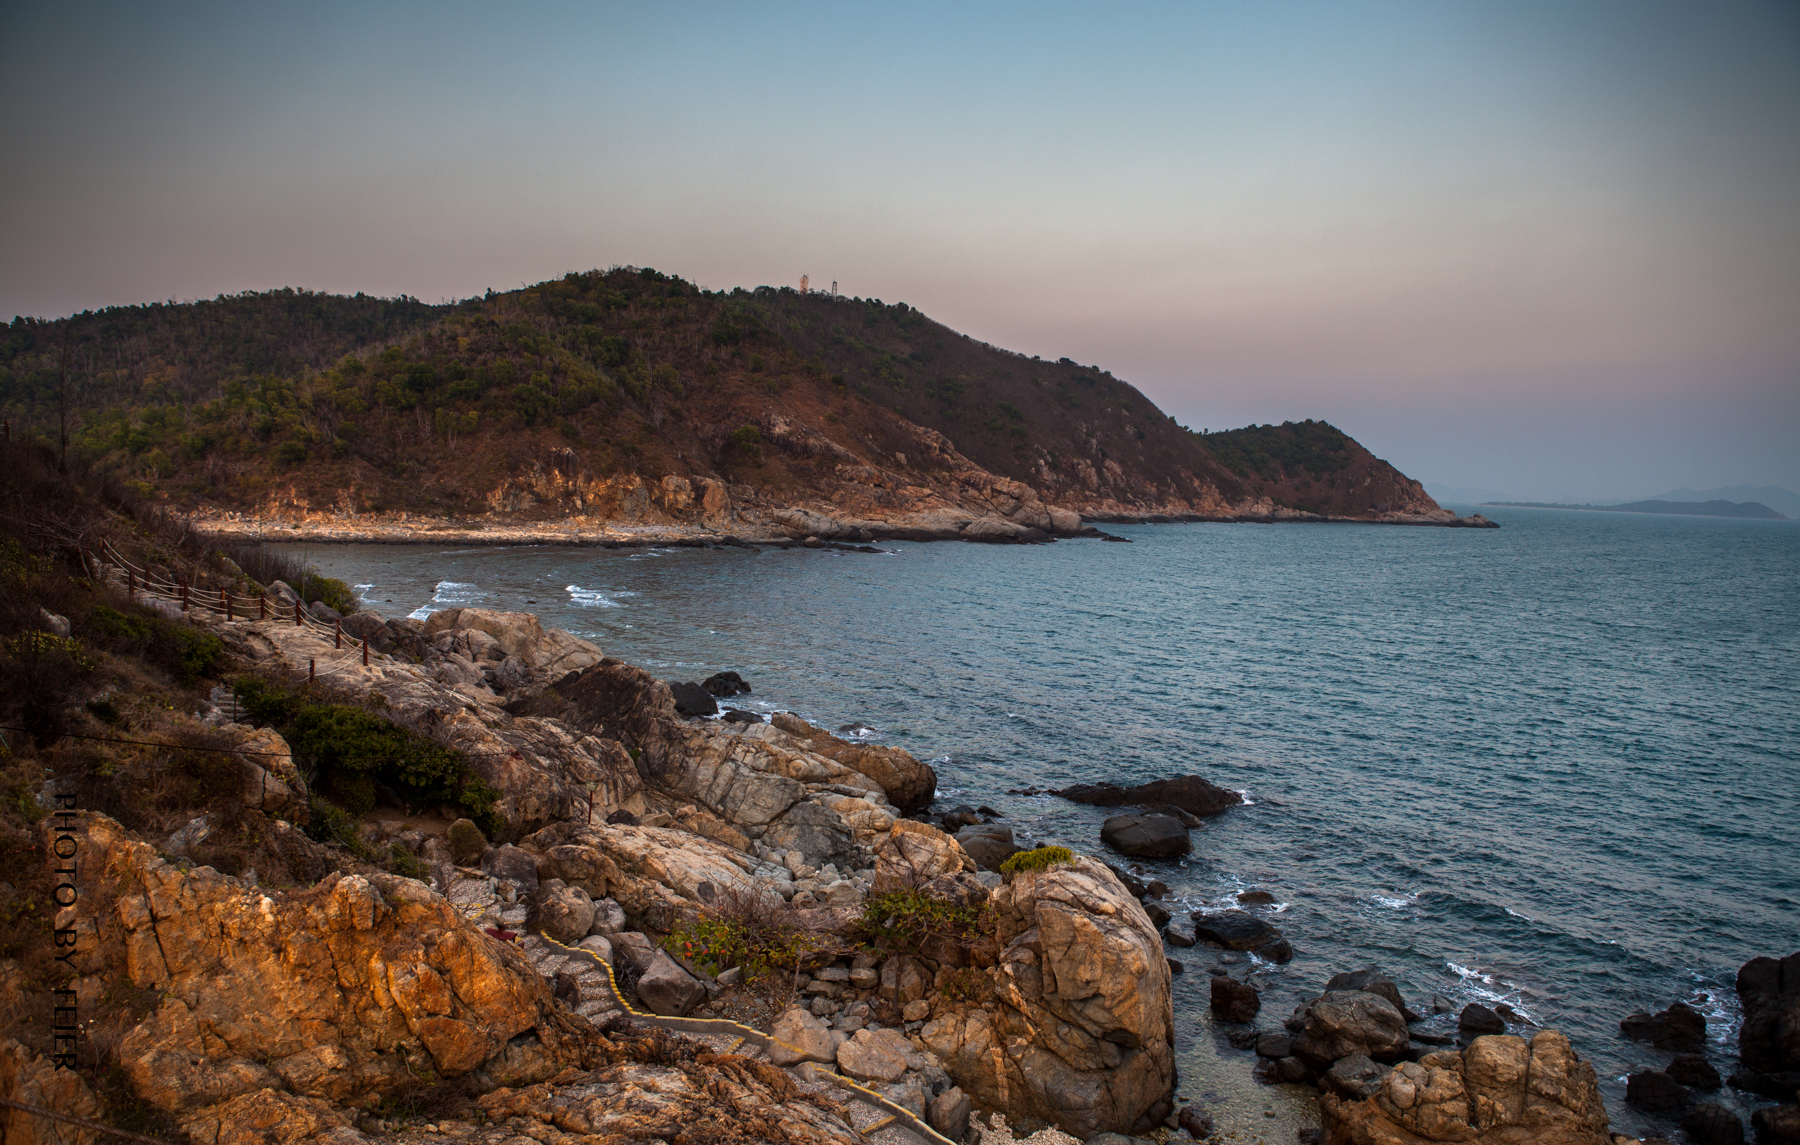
94, 539, 376, 667
0, 1095, 172, 1144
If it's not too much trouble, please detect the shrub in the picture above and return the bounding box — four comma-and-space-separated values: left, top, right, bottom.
283, 704, 500, 830
87, 604, 222, 686
858, 883, 993, 956
999, 845, 1074, 876
662, 885, 818, 981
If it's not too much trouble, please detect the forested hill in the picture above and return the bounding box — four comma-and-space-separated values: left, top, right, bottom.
0, 270, 1448, 530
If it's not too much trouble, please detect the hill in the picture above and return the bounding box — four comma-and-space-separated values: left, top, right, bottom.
1630, 485, 1800, 520
0, 270, 1487, 541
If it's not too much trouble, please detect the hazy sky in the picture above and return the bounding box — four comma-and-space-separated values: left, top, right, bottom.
4, 2, 1797, 501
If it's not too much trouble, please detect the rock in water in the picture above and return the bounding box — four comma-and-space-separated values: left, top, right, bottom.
1321, 1032, 1610, 1145
702, 670, 752, 696
667, 680, 719, 716
1667, 1053, 1722, 1089
1101, 813, 1193, 858
1751, 1105, 1800, 1145
1191, 910, 1288, 958
1052, 775, 1244, 817
721, 708, 762, 723
1292, 991, 1412, 1067
1325, 967, 1422, 1022
1683, 1104, 1745, 1145
1212, 977, 1261, 1023
1460, 1003, 1506, 1035
1737, 951, 1800, 1075
1625, 1070, 1689, 1112
634, 949, 705, 1016
1621, 1001, 1706, 1051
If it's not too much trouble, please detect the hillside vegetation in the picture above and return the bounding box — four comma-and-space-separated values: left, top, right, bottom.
0, 270, 1444, 527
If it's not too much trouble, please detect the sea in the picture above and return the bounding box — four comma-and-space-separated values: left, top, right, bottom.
275, 506, 1800, 1139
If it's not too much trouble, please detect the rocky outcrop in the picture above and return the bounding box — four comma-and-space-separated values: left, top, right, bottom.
1291, 991, 1413, 1069
1192, 909, 1292, 962
0, 1038, 105, 1145
769, 711, 937, 812
57, 814, 579, 1140
919, 855, 1174, 1139
1320, 1031, 1610, 1145
1052, 775, 1243, 818
1620, 1001, 1706, 1052
1737, 951, 1800, 1080
420, 606, 605, 684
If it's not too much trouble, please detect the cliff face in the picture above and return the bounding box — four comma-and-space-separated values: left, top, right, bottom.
1, 270, 1477, 538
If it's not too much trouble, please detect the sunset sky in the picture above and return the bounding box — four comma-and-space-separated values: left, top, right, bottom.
3, 2, 1796, 502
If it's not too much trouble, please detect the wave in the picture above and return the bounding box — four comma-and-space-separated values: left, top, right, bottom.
566, 585, 623, 608
408, 580, 485, 620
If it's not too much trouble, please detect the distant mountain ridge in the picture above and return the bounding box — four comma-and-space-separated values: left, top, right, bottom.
0, 270, 1484, 539
1485, 499, 1788, 520
1630, 485, 1800, 520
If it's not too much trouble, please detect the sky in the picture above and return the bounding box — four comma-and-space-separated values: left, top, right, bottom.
3, 1, 1797, 502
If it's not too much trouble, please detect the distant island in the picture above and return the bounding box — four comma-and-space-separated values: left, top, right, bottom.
1484, 499, 1788, 520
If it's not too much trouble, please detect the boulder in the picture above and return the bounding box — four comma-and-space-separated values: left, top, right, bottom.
421, 607, 604, 679
770, 711, 937, 811
1683, 1104, 1745, 1145
1667, 1054, 1722, 1090
1738, 952, 1800, 1075
957, 822, 1022, 872
1460, 1003, 1506, 1036
876, 820, 979, 884
232, 725, 308, 821
267, 579, 299, 603
1319, 1031, 1610, 1145
702, 671, 752, 696
634, 949, 705, 1016
589, 897, 627, 935
1238, 890, 1277, 905
838, 1028, 912, 1084
533, 879, 595, 943
1211, 977, 1261, 1023
1256, 1033, 1294, 1059
1101, 813, 1192, 859
930, 1086, 973, 1140
1751, 1105, 1800, 1145
609, 932, 659, 973
1191, 910, 1286, 957
1325, 968, 1422, 1022
1178, 1105, 1217, 1139
669, 680, 719, 717
1621, 1002, 1706, 1051
1292, 991, 1412, 1068
1052, 775, 1243, 818
722, 708, 762, 723
1625, 1070, 1688, 1112
1324, 1054, 1387, 1100
768, 1007, 845, 1066
480, 843, 541, 892
918, 855, 1173, 1139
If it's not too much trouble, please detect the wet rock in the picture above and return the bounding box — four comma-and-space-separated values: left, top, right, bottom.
957, 821, 1022, 872
1324, 1054, 1387, 1100
1105, 863, 1150, 898
1164, 919, 1197, 947
635, 949, 705, 1016
1683, 1103, 1745, 1145
1751, 1104, 1800, 1145
1320, 1031, 1609, 1145
1178, 1105, 1217, 1139
1430, 994, 1454, 1014
1325, 967, 1423, 1022
1101, 813, 1192, 858
1212, 977, 1262, 1024
1143, 900, 1172, 929
1238, 890, 1277, 905
702, 671, 752, 696
722, 708, 763, 723
1191, 910, 1287, 959
1621, 1001, 1706, 1052
1279, 1057, 1314, 1083
1738, 951, 1800, 1075
1625, 1070, 1689, 1112
1460, 1003, 1506, 1035
1667, 1054, 1722, 1090
668, 680, 719, 717
1052, 775, 1244, 817
1257, 1034, 1294, 1058
1291, 991, 1412, 1067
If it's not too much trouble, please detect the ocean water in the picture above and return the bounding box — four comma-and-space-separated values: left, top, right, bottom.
279, 507, 1800, 1137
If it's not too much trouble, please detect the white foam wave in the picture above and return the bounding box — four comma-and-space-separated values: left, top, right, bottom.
565, 585, 623, 608
1371, 893, 1416, 910
1235, 788, 1256, 806
1445, 960, 1538, 1022
408, 580, 485, 620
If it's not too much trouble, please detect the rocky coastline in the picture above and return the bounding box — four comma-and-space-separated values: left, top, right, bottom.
14, 574, 1785, 1145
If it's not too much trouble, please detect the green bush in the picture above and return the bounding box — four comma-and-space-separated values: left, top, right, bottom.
999, 845, 1074, 876
295, 573, 357, 614
662, 887, 818, 981
87, 604, 222, 685
284, 704, 498, 829
858, 884, 993, 955
306, 797, 374, 858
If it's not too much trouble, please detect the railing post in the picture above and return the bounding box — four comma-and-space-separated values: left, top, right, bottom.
309, 658, 315, 683
362, 639, 369, 666
260, 595, 267, 620
294, 601, 303, 627
225, 590, 233, 621
335, 619, 342, 649
128, 568, 136, 592
181, 582, 189, 611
